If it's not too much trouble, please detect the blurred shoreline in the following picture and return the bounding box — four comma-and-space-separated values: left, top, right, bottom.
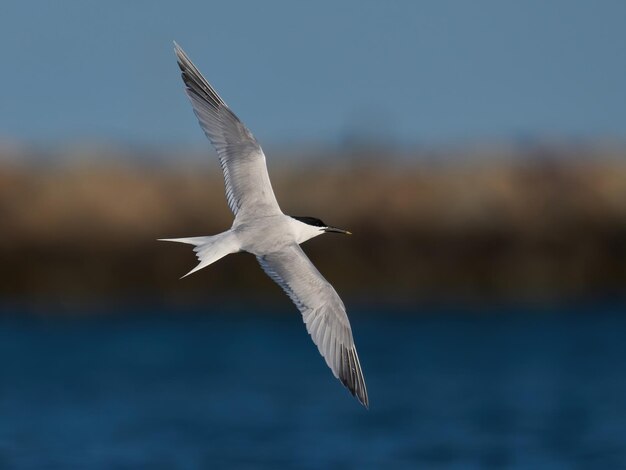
2, 144, 626, 309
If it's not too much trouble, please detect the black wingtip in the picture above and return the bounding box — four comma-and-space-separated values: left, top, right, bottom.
173, 41, 185, 61
356, 389, 369, 408
339, 345, 369, 409
172, 42, 227, 112
342, 376, 369, 409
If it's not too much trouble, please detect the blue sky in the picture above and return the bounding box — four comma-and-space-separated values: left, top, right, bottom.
1, 0, 625, 148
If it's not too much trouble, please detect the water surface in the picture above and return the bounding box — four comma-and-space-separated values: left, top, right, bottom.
1, 305, 625, 468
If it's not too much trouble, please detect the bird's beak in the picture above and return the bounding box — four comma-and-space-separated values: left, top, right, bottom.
325, 227, 352, 235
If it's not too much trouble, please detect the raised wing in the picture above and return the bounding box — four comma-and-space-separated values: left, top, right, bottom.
175, 43, 281, 217
257, 244, 369, 408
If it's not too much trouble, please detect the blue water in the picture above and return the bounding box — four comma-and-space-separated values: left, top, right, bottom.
1, 305, 626, 468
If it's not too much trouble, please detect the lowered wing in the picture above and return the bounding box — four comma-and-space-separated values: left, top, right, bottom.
257, 244, 369, 408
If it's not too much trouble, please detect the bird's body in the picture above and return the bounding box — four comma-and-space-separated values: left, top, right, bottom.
160, 43, 369, 408
235, 214, 320, 253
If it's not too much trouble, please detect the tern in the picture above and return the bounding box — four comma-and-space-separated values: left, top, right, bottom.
160, 43, 368, 408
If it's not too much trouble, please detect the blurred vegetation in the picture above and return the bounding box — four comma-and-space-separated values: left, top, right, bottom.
1, 144, 626, 307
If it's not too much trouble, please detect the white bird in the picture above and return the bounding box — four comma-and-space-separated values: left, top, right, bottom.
160, 43, 368, 408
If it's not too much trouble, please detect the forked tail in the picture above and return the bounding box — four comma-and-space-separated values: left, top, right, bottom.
158, 230, 240, 278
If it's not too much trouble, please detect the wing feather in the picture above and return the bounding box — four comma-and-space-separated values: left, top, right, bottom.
257, 244, 369, 408
174, 43, 281, 217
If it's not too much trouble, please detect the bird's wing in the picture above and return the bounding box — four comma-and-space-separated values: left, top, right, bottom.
174, 43, 281, 217
257, 244, 369, 408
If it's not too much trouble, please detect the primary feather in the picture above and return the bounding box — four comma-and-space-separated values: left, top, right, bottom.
175, 42, 281, 218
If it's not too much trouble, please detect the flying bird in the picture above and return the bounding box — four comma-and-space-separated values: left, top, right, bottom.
160, 43, 368, 408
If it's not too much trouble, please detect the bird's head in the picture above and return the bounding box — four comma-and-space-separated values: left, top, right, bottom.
290, 216, 352, 243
